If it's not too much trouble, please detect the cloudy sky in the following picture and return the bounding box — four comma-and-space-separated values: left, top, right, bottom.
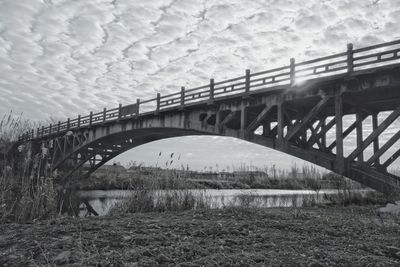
0, 0, 399, 171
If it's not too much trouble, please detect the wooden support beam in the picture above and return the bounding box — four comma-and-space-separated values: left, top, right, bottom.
307, 117, 335, 148
335, 93, 344, 173
215, 109, 221, 133
383, 149, 400, 168
356, 112, 364, 162
367, 130, 400, 166
347, 106, 400, 162
277, 102, 284, 144
372, 113, 380, 165
262, 120, 271, 137
220, 111, 237, 127
240, 101, 247, 130
286, 97, 330, 141
247, 105, 273, 131
328, 112, 367, 151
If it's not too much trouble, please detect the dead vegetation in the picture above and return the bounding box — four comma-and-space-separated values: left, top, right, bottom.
1, 207, 399, 266
111, 169, 213, 214
0, 112, 59, 223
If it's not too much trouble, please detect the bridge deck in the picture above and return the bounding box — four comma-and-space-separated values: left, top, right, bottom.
19, 39, 400, 142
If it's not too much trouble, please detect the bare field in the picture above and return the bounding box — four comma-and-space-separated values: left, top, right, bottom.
1, 206, 400, 266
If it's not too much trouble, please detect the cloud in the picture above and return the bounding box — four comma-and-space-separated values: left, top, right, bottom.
0, 0, 399, 169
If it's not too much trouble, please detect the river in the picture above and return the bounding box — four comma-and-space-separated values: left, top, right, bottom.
77, 189, 372, 216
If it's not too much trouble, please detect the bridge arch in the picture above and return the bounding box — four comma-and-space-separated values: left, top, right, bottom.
50, 127, 216, 178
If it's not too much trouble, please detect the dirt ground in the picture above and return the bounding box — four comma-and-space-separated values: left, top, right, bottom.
1, 206, 400, 266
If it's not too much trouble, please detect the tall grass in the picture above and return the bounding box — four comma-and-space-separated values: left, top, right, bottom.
0, 112, 59, 223
111, 160, 212, 214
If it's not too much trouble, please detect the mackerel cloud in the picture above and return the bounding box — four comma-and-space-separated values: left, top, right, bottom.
0, 0, 399, 169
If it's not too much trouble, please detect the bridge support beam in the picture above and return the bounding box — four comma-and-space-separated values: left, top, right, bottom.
335, 92, 344, 174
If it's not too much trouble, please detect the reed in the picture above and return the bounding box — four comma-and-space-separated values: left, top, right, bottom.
111, 156, 212, 214
0, 112, 59, 223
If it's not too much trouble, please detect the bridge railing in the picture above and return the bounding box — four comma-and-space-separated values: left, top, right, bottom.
18, 39, 400, 142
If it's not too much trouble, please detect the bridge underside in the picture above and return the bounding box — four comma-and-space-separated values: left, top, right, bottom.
27, 66, 400, 196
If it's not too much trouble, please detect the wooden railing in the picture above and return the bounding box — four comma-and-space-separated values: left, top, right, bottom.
18, 39, 400, 142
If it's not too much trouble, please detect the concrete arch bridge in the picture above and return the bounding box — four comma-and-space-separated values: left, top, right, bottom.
16, 39, 400, 196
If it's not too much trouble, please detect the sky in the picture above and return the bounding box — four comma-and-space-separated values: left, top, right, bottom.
0, 0, 399, 171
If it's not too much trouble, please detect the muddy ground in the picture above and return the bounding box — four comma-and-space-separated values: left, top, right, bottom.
1, 206, 400, 266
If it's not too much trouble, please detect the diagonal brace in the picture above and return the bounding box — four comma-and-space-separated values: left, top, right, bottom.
328, 112, 367, 150
347, 105, 400, 162
307, 118, 335, 147
367, 130, 400, 165
383, 149, 400, 168
286, 97, 331, 141
220, 111, 238, 127
247, 105, 273, 131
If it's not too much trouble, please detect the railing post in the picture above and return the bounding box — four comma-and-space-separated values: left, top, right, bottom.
347, 43, 354, 73
209, 79, 215, 101
31, 129, 34, 139
77, 115, 81, 127
67, 118, 70, 130
180, 86, 185, 108
245, 69, 250, 93
136, 98, 140, 118
57, 121, 61, 132
103, 108, 106, 123
49, 124, 52, 134
41, 126, 44, 137
290, 58, 296, 86
118, 104, 122, 120
89, 112, 93, 126
37, 128, 39, 138
156, 93, 161, 113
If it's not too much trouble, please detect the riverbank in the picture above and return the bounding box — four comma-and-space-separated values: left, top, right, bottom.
1, 206, 399, 266
73, 167, 362, 191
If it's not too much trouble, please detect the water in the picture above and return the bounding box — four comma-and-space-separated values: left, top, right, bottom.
76, 189, 372, 216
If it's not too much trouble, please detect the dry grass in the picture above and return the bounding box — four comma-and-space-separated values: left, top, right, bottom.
0, 112, 59, 223
111, 167, 212, 214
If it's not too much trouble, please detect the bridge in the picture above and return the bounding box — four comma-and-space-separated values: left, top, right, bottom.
16, 39, 400, 196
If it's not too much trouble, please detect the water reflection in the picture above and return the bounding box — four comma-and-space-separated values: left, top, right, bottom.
76, 189, 371, 216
